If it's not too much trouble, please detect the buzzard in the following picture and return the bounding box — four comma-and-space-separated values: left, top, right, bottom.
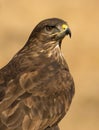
0, 18, 75, 130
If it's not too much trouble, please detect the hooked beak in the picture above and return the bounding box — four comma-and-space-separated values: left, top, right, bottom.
65, 28, 71, 38
51, 24, 72, 41
57, 24, 72, 39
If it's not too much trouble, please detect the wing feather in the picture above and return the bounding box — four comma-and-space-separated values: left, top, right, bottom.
0, 66, 74, 130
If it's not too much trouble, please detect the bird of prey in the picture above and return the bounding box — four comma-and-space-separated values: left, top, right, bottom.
0, 18, 75, 130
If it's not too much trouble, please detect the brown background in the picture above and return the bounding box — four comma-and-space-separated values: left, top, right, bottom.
0, 0, 99, 130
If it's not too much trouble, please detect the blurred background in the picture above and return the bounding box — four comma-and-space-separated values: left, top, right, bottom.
0, 0, 99, 130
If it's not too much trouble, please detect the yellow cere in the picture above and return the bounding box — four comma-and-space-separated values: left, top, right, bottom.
62, 24, 68, 30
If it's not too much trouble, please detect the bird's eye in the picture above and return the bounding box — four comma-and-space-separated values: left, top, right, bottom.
45, 26, 54, 31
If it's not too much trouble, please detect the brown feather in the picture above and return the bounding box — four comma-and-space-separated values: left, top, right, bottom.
0, 18, 75, 130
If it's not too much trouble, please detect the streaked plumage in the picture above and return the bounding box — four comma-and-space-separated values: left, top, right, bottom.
0, 18, 75, 130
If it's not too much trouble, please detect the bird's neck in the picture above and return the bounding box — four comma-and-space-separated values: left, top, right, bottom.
25, 38, 61, 57
25, 38, 65, 66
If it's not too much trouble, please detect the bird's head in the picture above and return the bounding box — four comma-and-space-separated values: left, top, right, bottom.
28, 18, 71, 48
